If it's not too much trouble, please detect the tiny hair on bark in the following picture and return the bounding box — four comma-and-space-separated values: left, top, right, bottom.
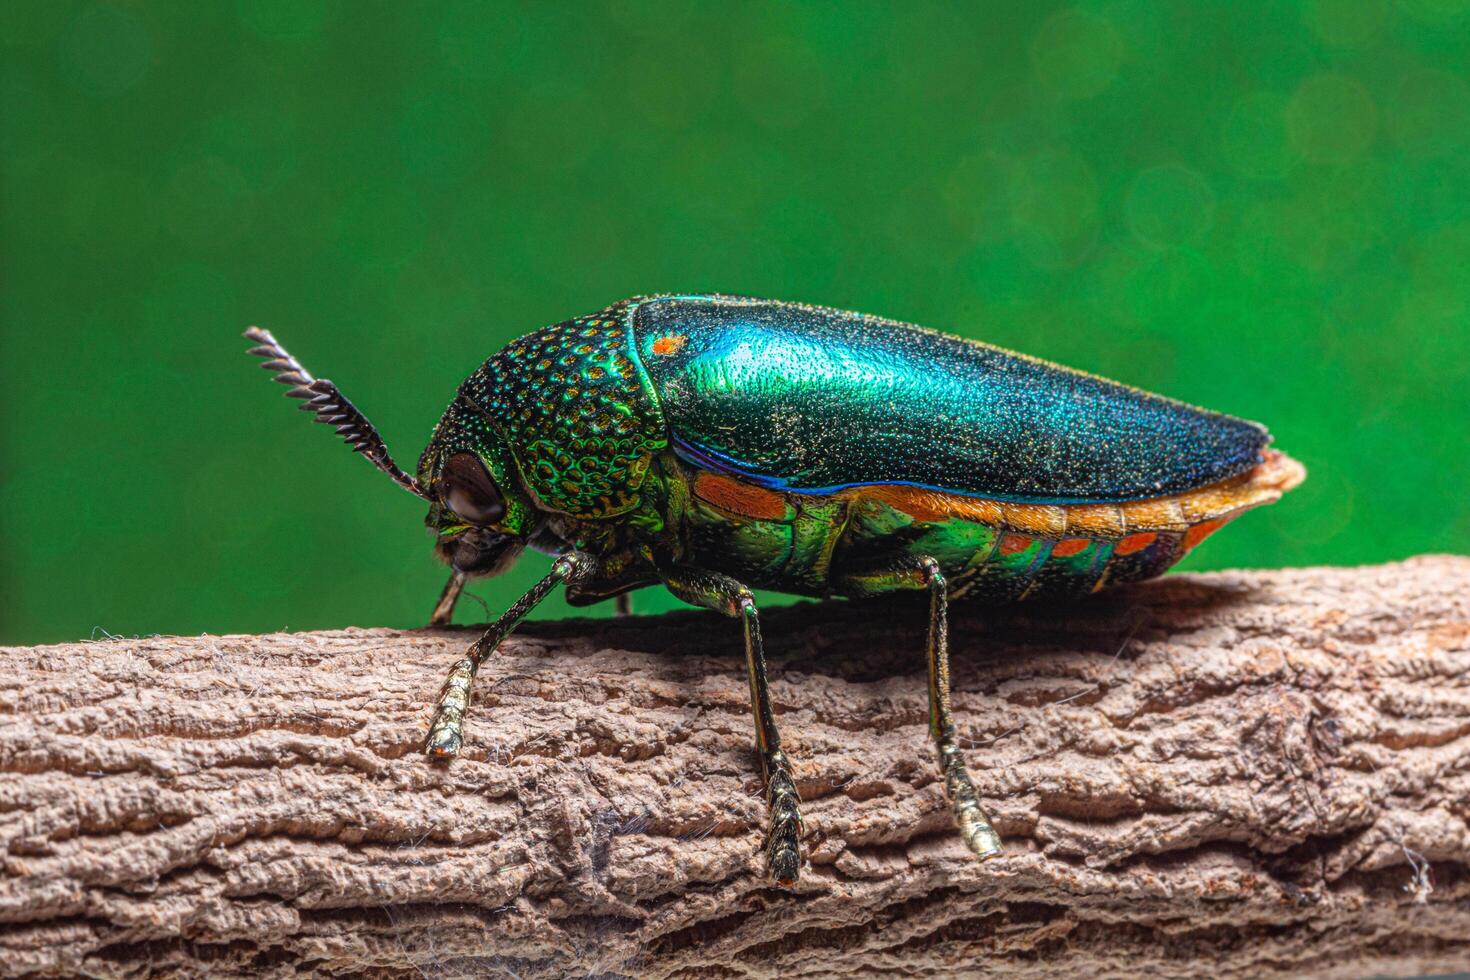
1, 557, 1467, 978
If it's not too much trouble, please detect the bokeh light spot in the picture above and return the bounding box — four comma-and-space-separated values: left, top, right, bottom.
161, 157, 254, 250
1117, 248, 1212, 327
733, 36, 829, 129
1409, 223, 1470, 293
942, 152, 1016, 247
1286, 72, 1377, 163
237, 0, 330, 41
436, 0, 528, 80
630, 40, 719, 130
1029, 8, 1123, 101
1221, 92, 1293, 179
1266, 163, 1388, 274
1008, 150, 1100, 268
60, 4, 150, 97
1304, 0, 1391, 48
1125, 164, 1216, 248
1387, 68, 1470, 158
1396, 0, 1470, 24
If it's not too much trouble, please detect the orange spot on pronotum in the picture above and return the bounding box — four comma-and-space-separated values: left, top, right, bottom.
651, 334, 687, 356
1051, 537, 1090, 558
1115, 532, 1157, 556
1182, 518, 1226, 551
999, 533, 1033, 556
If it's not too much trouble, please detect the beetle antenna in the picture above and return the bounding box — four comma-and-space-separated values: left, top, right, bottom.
243, 326, 430, 499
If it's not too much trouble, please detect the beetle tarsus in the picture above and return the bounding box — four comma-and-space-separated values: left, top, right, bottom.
426, 656, 475, 757
763, 748, 803, 886
940, 743, 1003, 857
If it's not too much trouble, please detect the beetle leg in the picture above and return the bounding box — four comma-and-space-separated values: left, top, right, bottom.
915, 556, 1003, 859
424, 553, 597, 758
428, 570, 468, 627
661, 567, 802, 887
613, 593, 632, 617
839, 558, 1003, 859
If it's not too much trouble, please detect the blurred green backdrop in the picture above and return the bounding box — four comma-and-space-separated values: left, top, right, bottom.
3, 1, 1468, 645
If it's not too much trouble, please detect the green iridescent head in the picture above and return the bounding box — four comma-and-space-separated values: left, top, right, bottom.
414, 308, 669, 577
426, 316, 667, 576
417, 396, 541, 577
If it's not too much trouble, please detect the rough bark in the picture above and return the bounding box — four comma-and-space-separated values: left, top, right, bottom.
1, 557, 1468, 979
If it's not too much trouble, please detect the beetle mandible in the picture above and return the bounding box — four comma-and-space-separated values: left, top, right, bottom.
245, 293, 1305, 886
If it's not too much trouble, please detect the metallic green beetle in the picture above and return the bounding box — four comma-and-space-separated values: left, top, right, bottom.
245, 293, 1304, 886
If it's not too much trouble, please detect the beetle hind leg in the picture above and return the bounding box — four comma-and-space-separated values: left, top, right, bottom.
746, 596, 802, 885
918, 557, 1003, 858
840, 558, 1002, 860
660, 567, 803, 886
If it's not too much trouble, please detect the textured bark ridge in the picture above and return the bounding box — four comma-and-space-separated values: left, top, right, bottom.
2, 557, 1468, 978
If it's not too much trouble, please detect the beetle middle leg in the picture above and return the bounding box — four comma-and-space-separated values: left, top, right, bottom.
424, 553, 597, 758
428, 570, 468, 627
660, 566, 802, 887
840, 556, 1003, 859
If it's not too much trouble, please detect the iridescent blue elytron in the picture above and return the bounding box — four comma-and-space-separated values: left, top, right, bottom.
640, 297, 1266, 502
246, 294, 1304, 886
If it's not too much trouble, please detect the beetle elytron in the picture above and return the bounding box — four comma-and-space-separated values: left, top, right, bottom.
245, 294, 1304, 886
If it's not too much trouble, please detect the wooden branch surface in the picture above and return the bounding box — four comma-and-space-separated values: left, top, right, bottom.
2, 557, 1469, 978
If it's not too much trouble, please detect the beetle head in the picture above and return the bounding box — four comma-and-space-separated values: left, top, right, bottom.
244, 327, 544, 582
417, 397, 542, 578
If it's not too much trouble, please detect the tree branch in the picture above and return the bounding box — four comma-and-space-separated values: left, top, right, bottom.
2, 557, 1468, 978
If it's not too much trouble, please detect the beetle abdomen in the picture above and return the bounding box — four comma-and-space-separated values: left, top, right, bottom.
632, 295, 1270, 505
831, 449, 1303, 600
678, 448, 1304, 601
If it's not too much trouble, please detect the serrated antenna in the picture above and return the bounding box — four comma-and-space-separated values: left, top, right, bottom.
244, 326, 429, 499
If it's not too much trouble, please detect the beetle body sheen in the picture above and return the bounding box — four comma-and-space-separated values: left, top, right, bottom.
416, 294, 1305, 605
247, 292, 1307, 885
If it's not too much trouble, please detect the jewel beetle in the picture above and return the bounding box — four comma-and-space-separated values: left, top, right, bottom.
245, 293, 1305, 886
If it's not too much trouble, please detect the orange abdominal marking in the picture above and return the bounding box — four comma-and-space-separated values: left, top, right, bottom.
694, 471, 789, 521
1182, 517, 1227, 550
847, 484, 1003, 524
999, 533, 1033, 556
651, 334, 687, 356
1116, 532, 1157, 555
1051, 537, 1090, 558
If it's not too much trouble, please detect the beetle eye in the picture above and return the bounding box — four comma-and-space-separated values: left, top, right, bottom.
439, 453, 505, 525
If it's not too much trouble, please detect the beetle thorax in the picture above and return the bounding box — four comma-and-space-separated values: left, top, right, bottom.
449, 307, 668, 518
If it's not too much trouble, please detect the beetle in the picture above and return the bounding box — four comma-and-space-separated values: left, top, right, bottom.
245, 293, 1304, 886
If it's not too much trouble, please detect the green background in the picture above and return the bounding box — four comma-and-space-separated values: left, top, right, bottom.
3, 1, 1468, 646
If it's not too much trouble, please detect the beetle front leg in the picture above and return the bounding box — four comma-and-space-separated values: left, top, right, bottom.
660, 567, 802, 887
424, 553, 597, 758
428, 570, 468, 627
841, 557, 1003, 860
